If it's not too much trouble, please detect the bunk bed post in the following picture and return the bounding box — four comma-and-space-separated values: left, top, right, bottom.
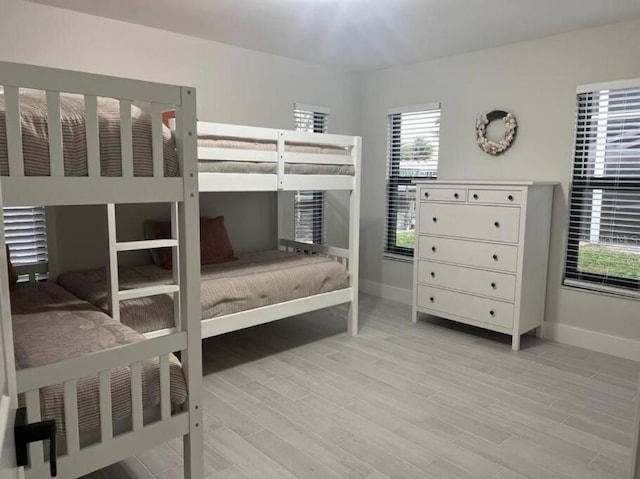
175, 86, 204, 479
0, 200, 20, 479
106, 204, 120, 322
277, 192, 284, 249
348, 137, 362, 336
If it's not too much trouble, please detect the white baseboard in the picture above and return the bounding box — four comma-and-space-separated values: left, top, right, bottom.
543, 322, 640, 362
360, 280, 639, 362
360, 280, 412, 305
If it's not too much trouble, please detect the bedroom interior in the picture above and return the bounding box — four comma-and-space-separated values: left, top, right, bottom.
0, 0, 639, 478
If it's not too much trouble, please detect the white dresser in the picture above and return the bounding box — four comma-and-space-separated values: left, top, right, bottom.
412, 181, 555, 350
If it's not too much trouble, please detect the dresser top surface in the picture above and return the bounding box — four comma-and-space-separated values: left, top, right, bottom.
413, 180, 559, 186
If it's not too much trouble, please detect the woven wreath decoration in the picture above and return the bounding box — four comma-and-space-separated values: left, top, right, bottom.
476, 110, 518, 156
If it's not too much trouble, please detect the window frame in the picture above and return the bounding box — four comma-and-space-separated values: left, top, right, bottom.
564, 80, 640, 294
385, 104, 441, 258
293, 103, 329, 245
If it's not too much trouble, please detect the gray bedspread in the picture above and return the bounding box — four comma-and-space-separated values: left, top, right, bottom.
12, 283, 187, 437
58, 250, 350, 334
0, 93, 179, 177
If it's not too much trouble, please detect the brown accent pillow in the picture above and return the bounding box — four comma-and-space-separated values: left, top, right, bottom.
154, 217, 236, 269
6, 246, 18, 291
200, 216, 236, 265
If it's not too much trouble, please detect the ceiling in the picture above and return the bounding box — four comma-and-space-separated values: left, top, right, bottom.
30, 0, 640, 71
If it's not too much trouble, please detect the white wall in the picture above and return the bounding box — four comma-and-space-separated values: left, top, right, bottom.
360, 19, 640, 344
0, 0, 360, 270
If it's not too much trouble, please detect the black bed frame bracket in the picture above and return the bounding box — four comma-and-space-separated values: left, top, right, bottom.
14, 406, 57, 477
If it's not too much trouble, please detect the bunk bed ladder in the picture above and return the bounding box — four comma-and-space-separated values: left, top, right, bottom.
106, 203, 180, 326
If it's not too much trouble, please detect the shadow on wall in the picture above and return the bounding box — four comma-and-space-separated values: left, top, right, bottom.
52, 191, 278, 274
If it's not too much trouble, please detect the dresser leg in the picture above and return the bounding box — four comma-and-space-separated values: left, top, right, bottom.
411, 310, 418, 323
535, 325, 544, 338
511, 334, 521, 351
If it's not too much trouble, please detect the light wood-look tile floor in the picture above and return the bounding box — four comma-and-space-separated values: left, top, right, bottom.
85, 294, 639, 479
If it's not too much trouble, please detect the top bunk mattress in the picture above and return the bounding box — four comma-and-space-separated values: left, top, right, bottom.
58, 250, 350, 334
197, 137, 355, 176
12, 282, 187, 438
0, 93, 180, 177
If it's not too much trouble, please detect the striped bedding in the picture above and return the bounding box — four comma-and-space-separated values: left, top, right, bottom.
197, 137, 355, 176
12, 282, 187, 441
58, 250, 351, 334
0, 93, 180, 177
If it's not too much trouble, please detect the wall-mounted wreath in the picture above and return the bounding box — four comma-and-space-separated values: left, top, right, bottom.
476, 110, 518, 156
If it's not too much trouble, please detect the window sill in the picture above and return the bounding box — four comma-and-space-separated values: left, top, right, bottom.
562, 279, 640, 302
383, 253, 414, 264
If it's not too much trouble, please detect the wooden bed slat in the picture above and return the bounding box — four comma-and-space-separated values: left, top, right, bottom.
130, 362, 143, 432
151, 103, 164, 178
4, 86, 24, 177
24, 390, 44, 468
115, 239, 178, 252
106, 204, 120, 322
171, 202, 181, 330
64, 379, 80, 455
159, 354, 171, 421
84, 95, 100, 177
119, 99, 134, 177
98, 370, 113, 443
46, 90, 64, 177
118, 284, 179, 301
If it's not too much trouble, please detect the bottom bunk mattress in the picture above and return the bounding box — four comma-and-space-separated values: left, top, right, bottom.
11, 282, 188, 442
58, 250, 351, 334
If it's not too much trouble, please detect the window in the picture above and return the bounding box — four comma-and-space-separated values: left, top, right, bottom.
293, 103, 329, 244
565, 81, 640, 295
385, 104, 441, 257
3, 207, 48, 266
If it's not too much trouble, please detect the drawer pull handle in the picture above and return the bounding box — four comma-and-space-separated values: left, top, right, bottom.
430, 272, 435, 278
430, 297, 435, 303
508, 195, 514, 202
424, 192, 429, 198
491, 282, 497, 289
431, 246, 437, 253
490, 310, 495, 317
454, 193, 459, 199
473, 193, 479, 200
494, 221, 500, 228
432, 217, 438, 223
492, 254, 499, 261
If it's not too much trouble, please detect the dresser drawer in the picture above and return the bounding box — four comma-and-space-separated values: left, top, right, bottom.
418, 261, 516, 301
419, 203, 521, 243
417, 285, 514, 329
469, 189, 521, 205
419, 187, 466, 203
418, 236, 518, 272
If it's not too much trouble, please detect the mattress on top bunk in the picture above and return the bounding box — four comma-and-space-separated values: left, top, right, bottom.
0, 93, 180, 177
198, 161, 355, 175
58, 250, 350, 334
197, 136, 355, 176
12, 282, 187, 438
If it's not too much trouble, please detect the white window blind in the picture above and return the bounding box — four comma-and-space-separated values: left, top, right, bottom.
385, 104, 441, 257
564, 82, 640, 295
3, 207, 48, 265
294, 103, 328, 244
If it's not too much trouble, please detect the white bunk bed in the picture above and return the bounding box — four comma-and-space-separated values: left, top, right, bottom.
195, 121, 361, 338
0, 61, 203, 478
